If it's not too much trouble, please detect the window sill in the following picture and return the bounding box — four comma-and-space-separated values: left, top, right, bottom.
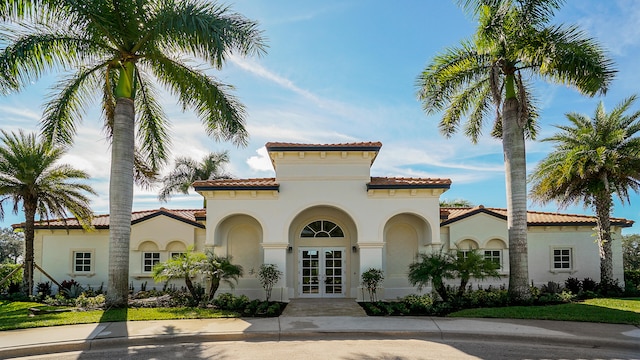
69, 273, 95, 278
549, 270, 577, 274
132, 274, 155, 279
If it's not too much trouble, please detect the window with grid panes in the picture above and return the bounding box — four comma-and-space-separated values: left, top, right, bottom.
143, 252, 160, 272
553, 248, 572, 270
484, 250, 502, 269
73, 251, 92, 273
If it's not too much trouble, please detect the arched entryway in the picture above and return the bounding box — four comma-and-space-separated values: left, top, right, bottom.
288, 206, 357, 298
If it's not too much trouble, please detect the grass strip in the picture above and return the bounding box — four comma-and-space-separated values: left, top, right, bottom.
448, 298, 640, 325
0, 300, 238, 331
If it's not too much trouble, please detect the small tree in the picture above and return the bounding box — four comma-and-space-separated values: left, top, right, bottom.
256, 264, 282, 302
453, 250, 501, 297
202, 251, 243, 301
408, 251, 455, 301
361, 268, 384, 302
408, 249, 502, 301
152, 246, 206, 301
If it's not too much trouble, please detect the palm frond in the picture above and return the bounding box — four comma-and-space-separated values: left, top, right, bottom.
524, 24, 616, 96
143, 0, 266, 68
134, 70, 170, 170
146, 55, 248, 146
40, 62, 107, 145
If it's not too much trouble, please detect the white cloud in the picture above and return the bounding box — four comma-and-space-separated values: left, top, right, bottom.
247, 146, 274, 173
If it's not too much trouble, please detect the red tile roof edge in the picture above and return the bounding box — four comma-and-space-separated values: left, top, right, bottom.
440, 206, 634, 227
265, 142, 382, 152
14, 208, 207, 230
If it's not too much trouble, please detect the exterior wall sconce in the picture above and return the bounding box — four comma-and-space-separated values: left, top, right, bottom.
352, 245, 358, 253
288, 246, 293, 253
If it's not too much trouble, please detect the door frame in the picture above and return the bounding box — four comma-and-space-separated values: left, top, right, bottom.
298, 247, 346, 298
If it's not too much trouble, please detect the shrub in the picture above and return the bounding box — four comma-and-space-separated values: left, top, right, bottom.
255, 264, 282, 302
540, 281, 563, 294
564, 277, 582, 294
624, 269, 640, 290
582, 278, 597, 292
35, 281, 52, 301
361, 268, 384, 302
75, 294, 106, 309
0, 263, 23, 295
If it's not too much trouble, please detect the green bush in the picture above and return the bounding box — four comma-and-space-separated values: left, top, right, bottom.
0, 263, 22, 295
75, 294, 106, 309
624, 269, 640, 288
211, 293, 285, 317
564, 277, 582, 294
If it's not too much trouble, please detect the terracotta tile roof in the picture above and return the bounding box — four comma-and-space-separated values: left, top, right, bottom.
266, 142, 382, 152
440, 205, 634, 227
14, 208, 206, 230
193, 178, 279, 191
368, 177, 452, 189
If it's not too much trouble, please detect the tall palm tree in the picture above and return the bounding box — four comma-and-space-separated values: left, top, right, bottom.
0, 130, 96, 295
529, 95, 640, 286
0, 0, 265, 306
159, 151, 231, 203
416, 0, 615, 300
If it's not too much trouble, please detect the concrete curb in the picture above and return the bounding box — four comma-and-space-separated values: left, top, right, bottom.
2, 321, 638, 358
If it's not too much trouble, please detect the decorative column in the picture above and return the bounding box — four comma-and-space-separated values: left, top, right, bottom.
261, 242, 289, 301
357, 242, 385, 301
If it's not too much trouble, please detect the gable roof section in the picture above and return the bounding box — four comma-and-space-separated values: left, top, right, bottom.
193, 178, 279, 191
368, 177, 452, 190
440, 206, 634, 228
13, 208, 206, 230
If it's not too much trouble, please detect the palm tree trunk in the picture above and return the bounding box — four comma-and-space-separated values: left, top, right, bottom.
502, 95, 530, 301
208, 277, 221, 301
594, 177, 614, 286
106, 97, 135, 307
22, 201, 36, 296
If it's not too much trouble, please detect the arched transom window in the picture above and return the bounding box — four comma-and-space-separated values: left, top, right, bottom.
301, 220, 344, 238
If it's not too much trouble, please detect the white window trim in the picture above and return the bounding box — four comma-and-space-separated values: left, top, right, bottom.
70, 249, 95, 277
483, 249, 503, 271
142, 252, 161, 273
549, 246, 577, 274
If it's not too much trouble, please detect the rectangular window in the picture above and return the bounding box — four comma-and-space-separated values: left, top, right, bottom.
459, 250, 471, 260
170, 252, 185, 260
484, 250, 502, 269
143, 252, 160, 272
553, 248, 572, 270
73, 251, 92, 273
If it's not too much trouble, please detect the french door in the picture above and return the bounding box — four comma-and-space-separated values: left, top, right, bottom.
299, 247, 345, 297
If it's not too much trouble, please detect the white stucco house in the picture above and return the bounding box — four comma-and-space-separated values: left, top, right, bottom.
22, 142, 633, 300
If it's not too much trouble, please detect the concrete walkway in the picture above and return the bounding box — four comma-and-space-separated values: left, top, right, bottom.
1, 301, 639, 358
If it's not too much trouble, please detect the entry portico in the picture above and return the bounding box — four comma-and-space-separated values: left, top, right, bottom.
194, 142, 450, 300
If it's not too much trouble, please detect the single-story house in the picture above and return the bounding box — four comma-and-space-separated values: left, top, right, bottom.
20, 142, 633, 300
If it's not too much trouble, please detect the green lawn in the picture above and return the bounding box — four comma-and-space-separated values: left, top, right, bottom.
449, 298, 640, 325
0, 300, 239, 331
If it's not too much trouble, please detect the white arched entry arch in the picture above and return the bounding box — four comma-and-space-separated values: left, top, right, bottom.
289, 206, 358, 298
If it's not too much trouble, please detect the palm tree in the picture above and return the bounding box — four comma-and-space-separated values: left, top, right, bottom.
0, 130, 96, 295
0, 0, 265, 306
159, 151, 231, 203
152, 246, 207, 302
416, 0, 615, 300
529, 95, 640, 286
202, 251, 243, 301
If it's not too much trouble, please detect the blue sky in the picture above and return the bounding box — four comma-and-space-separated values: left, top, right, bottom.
1, 0, 639, 234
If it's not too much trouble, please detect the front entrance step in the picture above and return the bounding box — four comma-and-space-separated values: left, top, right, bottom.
280, 298, 367, 317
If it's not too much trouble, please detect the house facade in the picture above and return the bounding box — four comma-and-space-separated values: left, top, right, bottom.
23, 142, 633, 300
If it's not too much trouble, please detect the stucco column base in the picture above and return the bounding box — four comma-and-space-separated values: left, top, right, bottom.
356, 242, 384, 301
261, 242, 290, 302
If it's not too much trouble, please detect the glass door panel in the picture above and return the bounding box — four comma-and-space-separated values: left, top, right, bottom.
299, 248, 345, 297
